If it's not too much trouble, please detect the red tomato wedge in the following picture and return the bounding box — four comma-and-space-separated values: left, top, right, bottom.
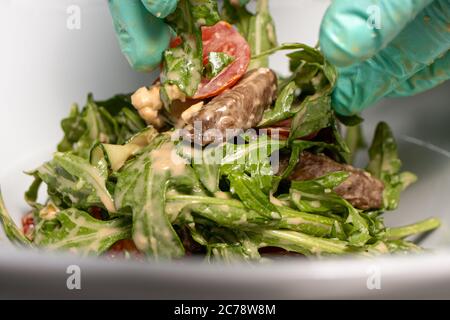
193, 21, 251, 100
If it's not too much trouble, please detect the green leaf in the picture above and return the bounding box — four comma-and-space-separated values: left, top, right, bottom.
204, 52, 234, 79
94, 93, 134, 116
247, 0, 278, 69
367, 122, 416, 210
221, 0, 253, 36
336, 113, 364, 127
258, 81, 297, 127
251, 42, 316, 60
162, 36, 202, 97
228, 172, 281, 219
220, 135, 287, 193
287, 48, 324, 71
75, 95, 119, 159
114, 135, 170, 216
330, 119, 351, 163
288, 95, 333, 142
290, 172, 351, 214
163, 0, 220, 96
57, 94, 144, 155
115, 137, 205, 259
37, 153, 115, 213
115, 108, 146, 144
344, 123, 366, 165
34, 208, 131, 256
90, 126, 159, 172
167, 194, 336, 237
177, 142, 221, 193
281, 140, 345, 178
367, 122, 401, 178
201, 226, 260, 263
251, 230, 349, 256
385, 218, 440, 240
0, 188, 31, 246
57, 104, 86, 152
24, 171, 42, 208
190, 0, 221, 27
385, 240, 423, 254
290, 172, 371, 246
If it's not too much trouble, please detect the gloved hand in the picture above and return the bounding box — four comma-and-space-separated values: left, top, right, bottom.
108, 0, 179, 72
320, 0, 450, 115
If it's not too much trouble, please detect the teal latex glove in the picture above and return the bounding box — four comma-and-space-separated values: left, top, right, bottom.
320, 0, 450, 115
108, 0, 179, 72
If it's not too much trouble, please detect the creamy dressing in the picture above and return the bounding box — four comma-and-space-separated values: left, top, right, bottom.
150, 143, 188, 177
285, 217, 305, 225
39, 202, 60, 221
269, 193, 284, 206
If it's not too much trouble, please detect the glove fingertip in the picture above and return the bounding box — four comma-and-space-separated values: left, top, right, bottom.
141, 0, 178, 19
319, 19, 357, 68
331, 67, 369, 116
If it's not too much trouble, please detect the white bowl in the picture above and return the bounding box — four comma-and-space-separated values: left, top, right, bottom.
1, 0, 450, 299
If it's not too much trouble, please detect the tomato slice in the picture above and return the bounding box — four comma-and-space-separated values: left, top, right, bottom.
193, 21, 250, 100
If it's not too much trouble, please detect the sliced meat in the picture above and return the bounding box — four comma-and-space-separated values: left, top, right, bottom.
185, 68, 278, 145
290, 152, 384, 210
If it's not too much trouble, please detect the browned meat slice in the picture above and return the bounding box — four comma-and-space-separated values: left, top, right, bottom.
184, 68, 278, 145
290, 152, 384, 210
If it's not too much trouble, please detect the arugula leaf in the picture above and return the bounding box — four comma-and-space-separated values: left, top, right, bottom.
0, 189, 31, 246
207, 242, 260, 263
247, 0, 277, 69
345, 123, 366, 165
251, 42, 313, 60
204, 52, 234, 79
220, 135, 287, 193
336, 114, 364, 127
37, 153, 115, 213
385, 240, 423, 254
280, 140, 345, 179
251, 229, 350, 256
367, 122, 401, 178
367, 122, 417, 210
24, 171, 42, 208
90, 126, 159, 172
115, 137, 206, 259
221, 0, 277, 69
199, 225, 260, 263
290, 172, 371, 246
163, 0, 220, 97
74, 95, 118, 159
115, 108, 146, 145
57, 104, 87, 153
385, 218, 440, 240
177, 142, 221, 194
287, 48, 324, 71
221, 0, 253, 36
34, 208, 131, 256
228, 172, 281, 219
290, 172, 351, 214
258, 81, 297, 127
330, 119, 351, 163
162, 36, 202, 97
114, 135, 170, 216
167, 194, 336, 237
288, 95, 333, 142
190, 0, 221, 27
57, 94, 144, 158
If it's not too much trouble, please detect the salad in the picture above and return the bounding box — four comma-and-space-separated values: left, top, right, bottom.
0, 0, 441, 262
